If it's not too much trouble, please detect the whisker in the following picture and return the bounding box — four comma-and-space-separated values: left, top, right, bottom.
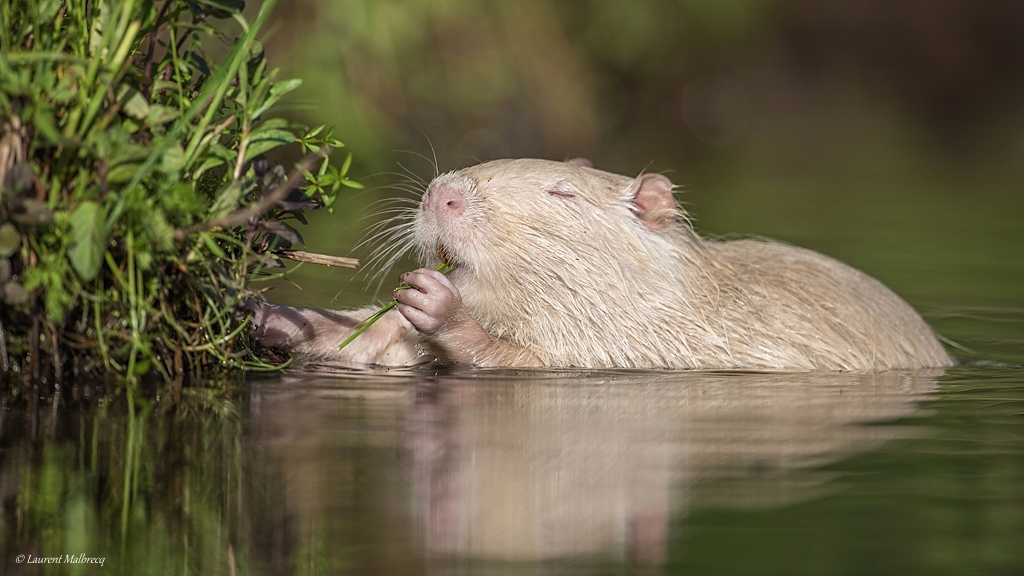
423, 136, 440, 179
395, 161, 428, 186
367, 237, 418, 299
394, 146, 439, 180
362, 197, 421, 211
330, 156, 431, 303
358, 223, 415, 254
358, 207, 417, 231
359, 204, 414, 223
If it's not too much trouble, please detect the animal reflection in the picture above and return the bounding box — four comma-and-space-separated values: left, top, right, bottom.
251, 369, 940, 570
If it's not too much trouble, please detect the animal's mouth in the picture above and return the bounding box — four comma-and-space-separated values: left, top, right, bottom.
437, 244, 460, 268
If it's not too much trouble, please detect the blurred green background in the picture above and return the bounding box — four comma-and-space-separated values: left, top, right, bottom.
257, 0, 1023, 360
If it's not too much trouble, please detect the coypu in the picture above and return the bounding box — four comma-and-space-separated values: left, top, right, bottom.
250, 158, 953, 370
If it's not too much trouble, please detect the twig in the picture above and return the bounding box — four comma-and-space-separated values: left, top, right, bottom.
142, 1, 172, 96
174, 154, 319, 240
0, 315, 8, 372
276, 250, 359, 269
233, 122, 248, 180
199, 114, 235, 151
29, 294, 39, 380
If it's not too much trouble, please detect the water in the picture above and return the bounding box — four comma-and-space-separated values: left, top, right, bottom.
5, 2, 1023, 572
2, 358, 1023, 575
3, 148, 1021, 573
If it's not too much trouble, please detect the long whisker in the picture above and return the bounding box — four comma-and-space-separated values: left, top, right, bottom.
374, 239, 419, 297
358, 222, 415, 255
396, 161, 428, 186
393, 146, 439, 180
333, 156, 431, 303
358, 204, 419, 222
361, 196, 421, 211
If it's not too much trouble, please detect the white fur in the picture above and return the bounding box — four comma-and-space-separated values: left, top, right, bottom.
408, 159, 951, 370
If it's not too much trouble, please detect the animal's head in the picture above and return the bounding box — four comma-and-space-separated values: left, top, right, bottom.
413, 158, 689, 289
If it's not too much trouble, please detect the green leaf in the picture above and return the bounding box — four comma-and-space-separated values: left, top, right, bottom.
89, 2, 110, 56
68, 201, 106, 282
208, 142, 236, 162
49, 77, 76, 103
108, 142, 150, 166
252, 78, 302, 118
148, 211, 176, 251
193, 0, 246, 17
106, 163, 141, 184
200, 232, 227, 258
159, 144, 185, 174
250, 117, 294, 135
272, 78, 302, 96
146, 105, 181, 126
113, 0, 280, 234
194, 156, 226, 177
0, 224, 20, 257
243, 129, 295, 163
32, 106, 61, 144
209, 181, 242, 219
38, 0, 62, 22
160, 182, 206, 218
122, 88, 150, 120
133, 358, 152, 376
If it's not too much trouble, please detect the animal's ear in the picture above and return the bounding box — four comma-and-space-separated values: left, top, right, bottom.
630, 173, 676, 231
566, 157, 593, 167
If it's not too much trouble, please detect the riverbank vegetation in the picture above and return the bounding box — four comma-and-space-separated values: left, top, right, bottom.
0, 0, 360, 388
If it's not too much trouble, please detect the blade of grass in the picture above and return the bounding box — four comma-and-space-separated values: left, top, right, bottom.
337, 261, 456, 351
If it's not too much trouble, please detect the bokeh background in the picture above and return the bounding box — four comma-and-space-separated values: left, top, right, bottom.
259, 0, 1024, 361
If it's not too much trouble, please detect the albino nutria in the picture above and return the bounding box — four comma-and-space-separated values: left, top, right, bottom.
250, 158, 952, 370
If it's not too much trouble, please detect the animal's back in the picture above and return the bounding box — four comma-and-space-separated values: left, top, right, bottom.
704, 239, 952, 370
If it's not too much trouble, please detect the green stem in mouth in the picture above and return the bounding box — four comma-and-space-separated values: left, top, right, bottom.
337, 261, 457, 352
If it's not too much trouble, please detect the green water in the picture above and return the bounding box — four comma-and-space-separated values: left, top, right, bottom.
5, 1, 1024, 572
2, 357, 1023, 575
6, 22, 1024, 572
3, 130, 1022, 575
3, 142, 1024, 574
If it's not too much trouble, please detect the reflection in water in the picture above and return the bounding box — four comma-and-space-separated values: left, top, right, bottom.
253, 369, 939, 572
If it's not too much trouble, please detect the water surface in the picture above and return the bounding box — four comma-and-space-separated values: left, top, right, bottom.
3, 359, 1023, 575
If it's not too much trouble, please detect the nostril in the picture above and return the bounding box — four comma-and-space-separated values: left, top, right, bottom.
424, 182, 467, 216
443, 197, 465, 215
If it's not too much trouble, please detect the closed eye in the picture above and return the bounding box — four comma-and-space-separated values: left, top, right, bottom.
547, 189, 576, 199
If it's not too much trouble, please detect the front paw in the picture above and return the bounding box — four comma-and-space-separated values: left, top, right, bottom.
394, 268, 469, 335
244, 299, 315, 350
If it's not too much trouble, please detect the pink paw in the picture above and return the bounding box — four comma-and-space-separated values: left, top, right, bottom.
245, 300, 315, 350
394, 269, 467, 335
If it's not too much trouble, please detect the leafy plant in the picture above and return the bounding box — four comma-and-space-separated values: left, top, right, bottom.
0, 0, 360, 386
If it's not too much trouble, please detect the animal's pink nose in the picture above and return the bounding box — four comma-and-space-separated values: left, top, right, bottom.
423, 183, 466, 216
